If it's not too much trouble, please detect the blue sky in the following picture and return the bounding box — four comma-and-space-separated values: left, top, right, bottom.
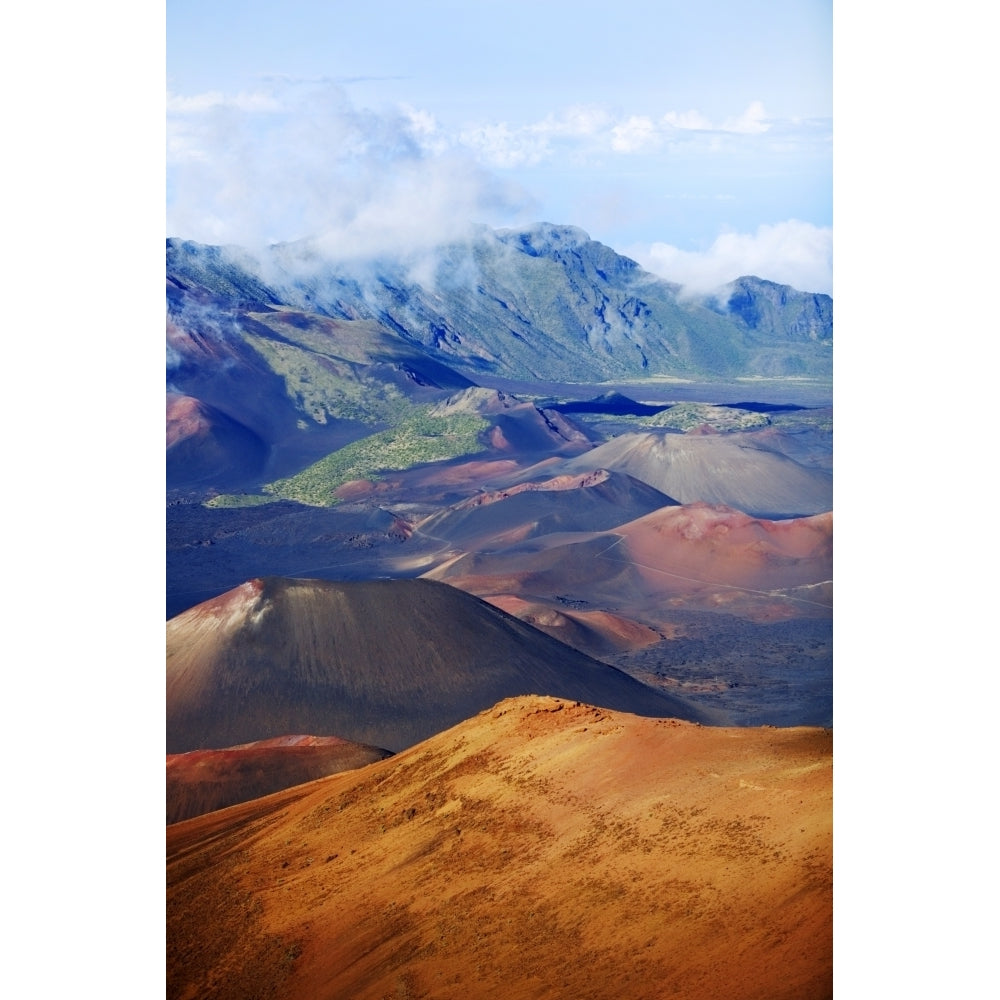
167, 0, 832, 292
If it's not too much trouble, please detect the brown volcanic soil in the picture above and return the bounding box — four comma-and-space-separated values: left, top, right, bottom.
411, 468, 678, 552
613, 503, 832, 614
166, 576, 710, 754
427, 503, 832, 625
167, 735, 393, 824
167, 695, 832, 1000
547, 429, 832, 518
485, 594, 664, 658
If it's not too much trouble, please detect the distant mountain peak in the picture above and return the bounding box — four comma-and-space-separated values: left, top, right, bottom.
496, 222, 593, 255
167, 223, 833, 385
717, 275, 832, 342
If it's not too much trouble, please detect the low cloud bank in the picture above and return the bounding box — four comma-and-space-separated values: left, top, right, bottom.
167, 83, 830, 295
167, 81, 536, 258
627, 221, 832, 296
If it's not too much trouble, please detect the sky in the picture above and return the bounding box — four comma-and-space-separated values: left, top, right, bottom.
166, 0, 832, 293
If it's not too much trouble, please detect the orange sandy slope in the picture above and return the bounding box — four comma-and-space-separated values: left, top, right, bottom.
168, 695, 831, 1000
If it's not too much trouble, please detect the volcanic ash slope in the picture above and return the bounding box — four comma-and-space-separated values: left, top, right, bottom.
166, 576, 707, 754
558, 430, 832, 518
166, 735, 394, 825
426, 502, 832, 623
167, 695, 832, 1000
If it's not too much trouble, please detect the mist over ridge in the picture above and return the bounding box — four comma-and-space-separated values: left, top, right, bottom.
167, 221, 831, 386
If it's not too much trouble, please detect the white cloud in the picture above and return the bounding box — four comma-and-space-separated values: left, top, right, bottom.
166, 82, 823, 269
166, 81, 536, 254
310, 154, 533, 261
459, 121, 552, 168
611, 115, 660, 153
454, 100, 781, 163
399, 104, 438, 137
628, 220, 832, 295
459, 105, 615, 167
721, 100, 770, 134
661, 109, 713, 131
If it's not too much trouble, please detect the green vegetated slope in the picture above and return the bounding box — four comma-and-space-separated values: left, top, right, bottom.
366, 224, 830, 380
240, 321, 410, 427
263, 407, 490, 506
202, 493, 276, 509
167, 223, 832, 386
348, 225, 751, 380
636, 403, 772, 432
561, 402, 772, 435
166, 238, 284, 304
724, 276, 832, 343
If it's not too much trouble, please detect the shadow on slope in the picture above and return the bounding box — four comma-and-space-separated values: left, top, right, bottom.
411, 468, 678, 551
167, 393, 269, 489
166, 577, 712, 754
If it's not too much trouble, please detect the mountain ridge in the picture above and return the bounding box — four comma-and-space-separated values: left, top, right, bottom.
167, 222, 832, 386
